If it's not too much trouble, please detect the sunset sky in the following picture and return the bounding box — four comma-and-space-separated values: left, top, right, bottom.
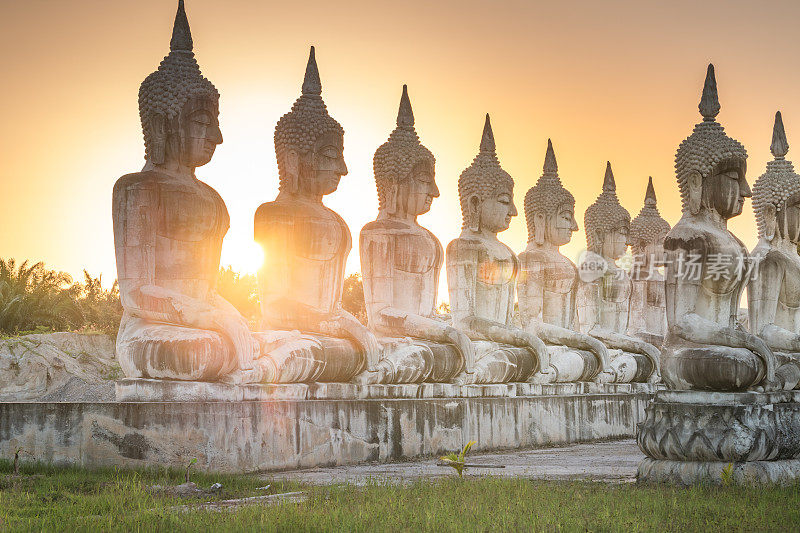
3, 0, 800, 300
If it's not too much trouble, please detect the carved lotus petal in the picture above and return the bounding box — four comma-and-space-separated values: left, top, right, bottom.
659, 429, 685, 460
685, 432, 718, 461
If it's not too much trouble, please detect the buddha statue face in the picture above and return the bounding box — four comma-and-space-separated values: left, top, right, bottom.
778, 196, 800, 244
475, 186, 517, 234
307, 131, 348, 196
174, 93, 222, 168
400, 161, 439, 216
600, 223, 629, 261
546, 203, 578, 247
694, 165, 750, 220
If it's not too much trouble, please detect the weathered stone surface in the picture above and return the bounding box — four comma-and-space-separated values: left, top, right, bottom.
0, 391, 651, 473
252, 46, 372, 382
445, 115, 549, 384
638, 458, 800, 486
0, 333, 118, 402
637, 390, 800, 462
577, 163, 659, 383
518, 140, 608, 383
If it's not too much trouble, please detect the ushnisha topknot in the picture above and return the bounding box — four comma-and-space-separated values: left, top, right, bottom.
629, 177, 671, 252
675, 64, 748, 213
524, 139, 576, 243
373, 85, 435, 213
138, 0, 219, 164
457, 114, 514, 230
752, 111, 800, 239
274, 46, 345, 192
584, 162, 631, 253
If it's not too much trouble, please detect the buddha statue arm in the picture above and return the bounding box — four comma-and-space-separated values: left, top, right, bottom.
748, 253, 800, 352
113, 178, 257, 372
446, 240, 550, 370
665, 246, 776, 380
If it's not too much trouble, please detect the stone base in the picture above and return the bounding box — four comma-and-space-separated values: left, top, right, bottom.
638, 458, 800, 486
636, 390, 800, 485
116, 378, 659, 402
1, 383, 654, 473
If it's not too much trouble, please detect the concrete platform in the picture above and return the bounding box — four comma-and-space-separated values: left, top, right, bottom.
0, 384, 653, 473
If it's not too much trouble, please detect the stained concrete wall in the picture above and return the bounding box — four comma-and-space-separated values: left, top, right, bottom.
0, 392, 651, 473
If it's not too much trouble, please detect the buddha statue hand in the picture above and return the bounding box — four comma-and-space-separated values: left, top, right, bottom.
520, 331, 556, 382
743, 332, 777, 384
208, 293, 260, 372
443, 326, 476, 375
322, 309, 382, 371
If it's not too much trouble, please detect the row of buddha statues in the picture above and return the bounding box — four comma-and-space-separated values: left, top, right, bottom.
113, 1, 800, 392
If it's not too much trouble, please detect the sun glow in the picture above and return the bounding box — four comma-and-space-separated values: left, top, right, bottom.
221, 237, 264, 275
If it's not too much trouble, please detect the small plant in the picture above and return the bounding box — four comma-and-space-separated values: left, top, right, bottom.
439, 441, 476, 478
185, 458, 198, 483
13, 447, 30, 476
721, 463, 734, 486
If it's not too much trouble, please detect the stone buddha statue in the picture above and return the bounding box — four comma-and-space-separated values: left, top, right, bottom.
627, 177, 670, 346
661, 64, 776, 391
577, 163, 660, 383
517, 140, 610, 382
748, 111, 800, 390
446, 115, 551, 384
253, 47, 378, 383
357, 86, 473, 384
113, 1, 259, 383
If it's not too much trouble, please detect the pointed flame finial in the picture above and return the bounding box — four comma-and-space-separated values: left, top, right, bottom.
302, 46, 322, 96
644, 176, 657, 207
480, 114, 496, 153
603, 161, 616, 192
170, 0, 193, 52
396, 84, 414, 128
771, 111, 789, 159
543, 139, 558, 175
699, 63, 720, 120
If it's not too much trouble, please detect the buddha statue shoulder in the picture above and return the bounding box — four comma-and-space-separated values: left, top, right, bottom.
113, 1, 259, 383
627, 177, 670, 346
253, 47, 379, 383
661, 64, 776, 391
445, 115, 551, 384
356, 86, 474, 384
517, 140, 610, 382
577, 162, 660, 383
747, 111, 800, 390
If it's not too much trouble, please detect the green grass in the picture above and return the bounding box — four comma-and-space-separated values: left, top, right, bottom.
1, 461, 799, 532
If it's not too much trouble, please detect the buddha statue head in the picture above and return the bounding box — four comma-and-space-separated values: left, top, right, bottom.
675, 64, 750, 220
373, 85, 437, 218
138, 0, 221, 171
584, 162, 631, 259
629, 177, 671, 266
274, 47, 347, 198
457, 115, 517, 234
753, 111, 800, 244
524, 139, 578, 247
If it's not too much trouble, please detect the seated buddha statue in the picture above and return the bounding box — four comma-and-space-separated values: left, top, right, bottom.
627, 177, 671, 347
253, 47, 379, 383
446, 115, 551, 384
661, 64, 776, 391
577, 163, 660, 383
114, 1, 259, 383
356, 86, 474, 384
517, 140, 611, 382
747, 111, 800, 390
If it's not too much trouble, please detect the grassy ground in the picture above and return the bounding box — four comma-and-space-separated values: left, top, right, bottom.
1, 461, 799, 532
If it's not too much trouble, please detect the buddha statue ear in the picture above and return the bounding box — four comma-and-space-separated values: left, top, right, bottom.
285, 149, 301, 194
468, 195, 481, 232
385, 181, 399, 216
765, 203, 778, 241
687, 170, 703, 216
146, 114, 167, 165
533, 213, 546, 245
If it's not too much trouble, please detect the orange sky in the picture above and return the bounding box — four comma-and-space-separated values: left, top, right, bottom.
2, 0, 800, 299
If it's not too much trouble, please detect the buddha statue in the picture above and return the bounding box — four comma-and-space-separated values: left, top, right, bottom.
357, 86, 473, 384
627, 177, 670, 346
577, 163, 660, 383
113, 1, 259, 383
517, 140, 610, 382
446, 115, 551, 384
253, 47, 378, 383
748, 111, 800, 390
661, 64, 776, 391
